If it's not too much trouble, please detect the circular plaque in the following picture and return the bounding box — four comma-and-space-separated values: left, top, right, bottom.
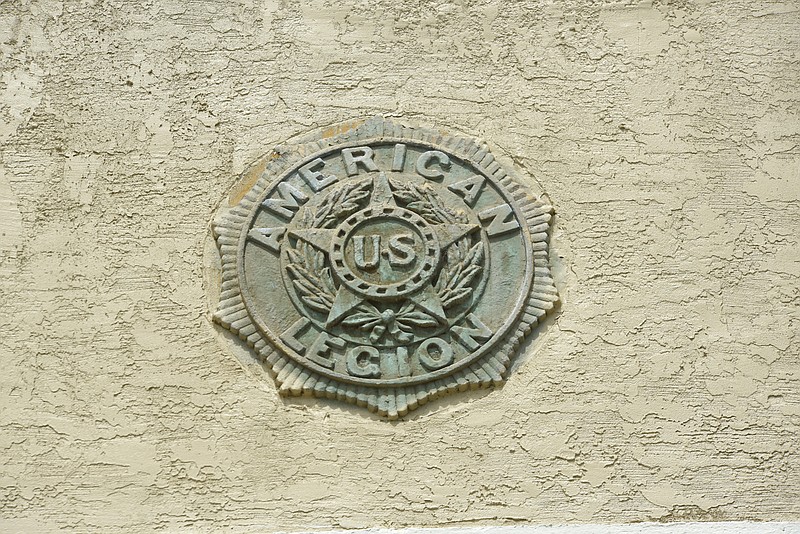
212, 117, 557, 418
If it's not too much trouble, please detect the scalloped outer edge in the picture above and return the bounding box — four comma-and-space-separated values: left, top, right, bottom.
212, 117, 558, 419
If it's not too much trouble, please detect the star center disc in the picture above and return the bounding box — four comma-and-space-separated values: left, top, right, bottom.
330, 207, 440, 300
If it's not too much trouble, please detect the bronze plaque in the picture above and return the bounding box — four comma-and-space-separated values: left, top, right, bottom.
213, 118, 557, 418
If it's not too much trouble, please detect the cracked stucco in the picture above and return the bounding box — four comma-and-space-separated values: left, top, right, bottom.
0, 0, 798, 532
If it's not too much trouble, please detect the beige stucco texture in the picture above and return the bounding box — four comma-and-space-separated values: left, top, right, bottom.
1, 0, 798, 531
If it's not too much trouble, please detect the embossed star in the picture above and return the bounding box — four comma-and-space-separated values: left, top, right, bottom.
290, 172, 478, 331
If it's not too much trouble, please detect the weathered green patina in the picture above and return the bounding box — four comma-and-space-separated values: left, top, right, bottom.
213, 117, 558, 418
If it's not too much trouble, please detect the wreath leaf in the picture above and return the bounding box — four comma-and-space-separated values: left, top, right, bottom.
388, 180, 468, 224
285, 241, 337, 313
435, 239, 484, 309
312, 179, 372, 228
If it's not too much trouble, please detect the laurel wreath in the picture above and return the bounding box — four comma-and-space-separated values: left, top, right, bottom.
434, 237, 484, 309
288, 179, 373, 315
388, 180, 468, 224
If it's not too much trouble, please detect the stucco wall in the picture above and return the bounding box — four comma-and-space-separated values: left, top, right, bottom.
1, 0, 798, 531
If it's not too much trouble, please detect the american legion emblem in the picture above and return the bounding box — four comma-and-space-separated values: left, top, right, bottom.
212, 117, 558, 418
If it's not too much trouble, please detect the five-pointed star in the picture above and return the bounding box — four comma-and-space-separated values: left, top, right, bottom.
290, 172, 478, 328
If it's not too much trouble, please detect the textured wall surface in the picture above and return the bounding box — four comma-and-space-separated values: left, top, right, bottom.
1, 0, 798, 532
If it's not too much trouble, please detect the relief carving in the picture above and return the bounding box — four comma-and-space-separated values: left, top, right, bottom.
212, 117, 558, 418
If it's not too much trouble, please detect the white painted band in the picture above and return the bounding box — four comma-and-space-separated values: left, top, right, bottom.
277, 522, 800, 534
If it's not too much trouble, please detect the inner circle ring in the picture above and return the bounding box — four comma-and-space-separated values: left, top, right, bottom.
329, 206, 440, 299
